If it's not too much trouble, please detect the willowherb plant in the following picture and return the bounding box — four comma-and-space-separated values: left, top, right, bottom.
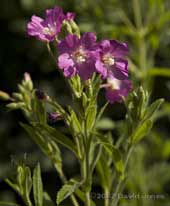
0, 6, 164, 206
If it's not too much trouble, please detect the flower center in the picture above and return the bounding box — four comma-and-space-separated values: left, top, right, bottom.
102, 54, 115, 66
108, 78, 120, 90
43, 25, 56, 36
73, 47, 86, 63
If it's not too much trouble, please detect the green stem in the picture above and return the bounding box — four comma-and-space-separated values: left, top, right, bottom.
22, 196, 32, 206
104, 189, 109, 206
47, 43, 56, 62
111, 146, 134, 206
133, 0, 142, 28
85, 192, 91, 206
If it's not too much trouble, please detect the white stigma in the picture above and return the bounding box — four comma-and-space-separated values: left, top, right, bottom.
43, 26, 55, 36
102, 55, 115, 66
76, 55, 86, 63
73, 47, 86, 63
108, 78, 120, 90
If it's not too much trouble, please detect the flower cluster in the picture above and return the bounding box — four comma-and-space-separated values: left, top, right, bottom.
27, 7, 132, 103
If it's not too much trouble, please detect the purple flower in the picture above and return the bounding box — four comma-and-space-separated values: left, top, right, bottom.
104, 77, 132, 103
27, 7, 65, 42
57, 32, 98, 80
95, 39, 129, 80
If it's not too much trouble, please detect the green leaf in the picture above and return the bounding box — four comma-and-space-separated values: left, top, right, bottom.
103, 143, 124, 180
143, 98, 164, 120
21, 123, 63, 181
69, 108, 82, 134
20, 123, 48, 155
33, 98, 46, 124
34, 123, 77, 157
131, 120, 153, 144
47, 139, 62, 175
56, 179, 81, 205
96, 153, 112, 190
89, 144, 102, 174
86, 104, 97, 131
33, 163, 43, 206
95, 133, 124, 180
0, 202, 21, 206
96, 102, 109, 122
24, 167, 32, 203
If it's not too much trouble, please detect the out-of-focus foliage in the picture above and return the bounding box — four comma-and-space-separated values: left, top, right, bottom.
0, 0, 170, 205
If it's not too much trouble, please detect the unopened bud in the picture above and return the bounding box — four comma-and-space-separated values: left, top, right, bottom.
65, 12, 75, 21
35, 89, 48, 101
12, 93, 23, 101
69, 20, 80, 37
48, 112, 62, 123
0, 91, 11, 101
6, 102, 25, 110
23, 72, 33, 91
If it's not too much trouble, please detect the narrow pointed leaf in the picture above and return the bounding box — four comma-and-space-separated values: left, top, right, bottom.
131, 120, 153, 144
56, 179, 81, 205
143, 98, 164, 120
33, 163, 43, 206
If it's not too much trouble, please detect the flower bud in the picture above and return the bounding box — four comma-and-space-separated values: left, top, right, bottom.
23, 72, 33, 91
6, 102, 25, 110
35, 89, 48, 101
0, 91, 11, 101
48, 112, 62, 123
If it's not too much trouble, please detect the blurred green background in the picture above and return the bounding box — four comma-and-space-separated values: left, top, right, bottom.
0, 0, 170, 205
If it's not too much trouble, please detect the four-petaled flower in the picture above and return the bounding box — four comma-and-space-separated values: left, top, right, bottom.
57, 32, 98, 80
27, 7, 65, 42
104, 77, 132, 103
95, 40, 129, 80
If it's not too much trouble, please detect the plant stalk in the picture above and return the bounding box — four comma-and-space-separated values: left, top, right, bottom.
111, 146, 134, 206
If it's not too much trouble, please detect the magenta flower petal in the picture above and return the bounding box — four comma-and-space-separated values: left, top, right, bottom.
58, 53, 74, 69
27, 7, 65, 42
105, 77, 132, 103
81, 32, 97, 50
76, 60, 95, 80
106, 89, 122, 103
95, 60, 107, 79
110, 59, 128, 80
63, 66, 76, 78
57, 33, 98, 80
95, 39, 129, 80
58, 34, 80, 54
100, 40, 112, 53
110, 40, 129, 57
